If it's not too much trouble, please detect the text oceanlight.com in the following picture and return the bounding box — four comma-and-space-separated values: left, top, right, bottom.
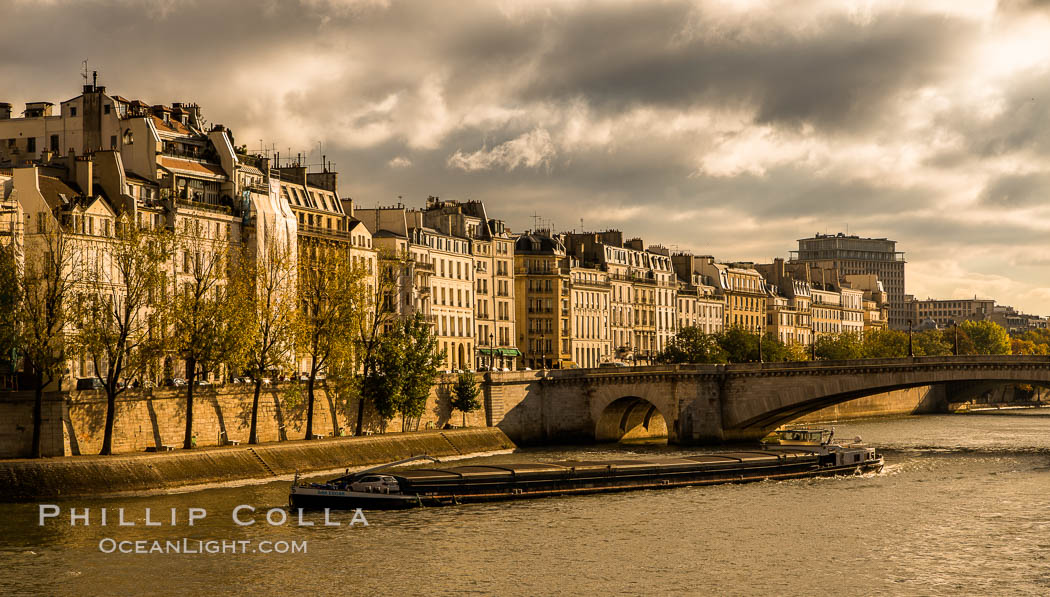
98, 538, 307, 555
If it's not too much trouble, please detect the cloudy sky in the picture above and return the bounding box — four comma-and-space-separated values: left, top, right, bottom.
4, 0, 1050, 312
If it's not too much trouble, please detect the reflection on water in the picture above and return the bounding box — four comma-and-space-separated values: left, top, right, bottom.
3, 413, 1050, 596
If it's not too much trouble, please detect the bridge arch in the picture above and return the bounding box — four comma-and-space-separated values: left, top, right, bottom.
595, 396, 668, 443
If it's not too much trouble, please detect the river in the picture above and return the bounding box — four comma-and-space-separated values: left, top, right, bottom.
2, 411, 1050, 596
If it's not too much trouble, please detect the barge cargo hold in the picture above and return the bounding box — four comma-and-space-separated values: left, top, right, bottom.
289, 428, 884, 510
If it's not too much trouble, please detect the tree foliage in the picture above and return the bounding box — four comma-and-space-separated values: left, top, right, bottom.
361, 313, 445, 432
16, 217, 79, 457
0, 243, 19, 361
170, 220, 252, 449
960, 320, 1010, 355
242, 222, 298, 444
72, 218, 171, 454
451, 371, 482, 426
656, 326, 727, 364
658, 326, 796, 364
814, 331, 864, 360
351, 249, 405, 435
296, 245, 368, 439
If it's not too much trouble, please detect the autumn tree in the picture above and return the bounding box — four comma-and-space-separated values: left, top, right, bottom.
242, 223, 298, 444
296, 244, 367, 440
170, 219, 251, 449
960, 320, 1010, 355
0, 243, 19, 369
352, 249, 406, 435
13, 217, 79, 457
914, 329, 952, 356
73, 217, 171, 455
656, 326, 727, 364
861, 329, 908, 358
813, 331, 864, 360
717, 326, 760, 363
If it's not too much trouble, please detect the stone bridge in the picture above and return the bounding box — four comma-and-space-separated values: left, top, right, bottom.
483, 355, 1050, 445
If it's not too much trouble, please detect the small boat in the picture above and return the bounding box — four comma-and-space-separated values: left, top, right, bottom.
288, 427, 883, 510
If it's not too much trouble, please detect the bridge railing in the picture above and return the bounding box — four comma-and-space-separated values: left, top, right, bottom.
484, 354, 1050, 381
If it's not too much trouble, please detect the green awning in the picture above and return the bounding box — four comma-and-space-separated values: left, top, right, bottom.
498, 348, 522, 357
478, 348, 496, 355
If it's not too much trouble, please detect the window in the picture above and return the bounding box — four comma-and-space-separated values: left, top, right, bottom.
50, 135, 59, 152
26, 137, 36, 153
70, 106, 77, 117
104, 104, 111, 115
110, 135, 117, 149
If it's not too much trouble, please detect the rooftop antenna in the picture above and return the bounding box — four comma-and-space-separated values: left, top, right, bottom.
81, 60, 89, 85
531, 212, 541, 231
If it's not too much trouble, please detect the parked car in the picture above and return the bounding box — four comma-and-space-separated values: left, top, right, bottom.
164, 377, 187, 387
350, 475, 400, 494
599, 362, 629, 368
194, 379, 211, 387
75, 377, 104, 391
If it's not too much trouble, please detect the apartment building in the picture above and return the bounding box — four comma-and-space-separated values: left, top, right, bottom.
420, 198, 518, 370
791, 233, 907, 329
515, 231, 571, 369
569, 265, 612, 368
357, 205, 474, 370
903, 296, 996, 329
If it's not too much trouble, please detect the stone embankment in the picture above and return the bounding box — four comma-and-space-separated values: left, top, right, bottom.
0, 428, 514, 502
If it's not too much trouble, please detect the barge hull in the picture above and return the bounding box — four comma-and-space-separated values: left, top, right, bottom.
290, 457, 884, 510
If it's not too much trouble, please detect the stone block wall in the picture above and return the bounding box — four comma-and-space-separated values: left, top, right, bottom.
0, 374, 489, 457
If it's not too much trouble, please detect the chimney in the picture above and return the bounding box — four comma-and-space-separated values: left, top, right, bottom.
0, 102, 10, 119
306, 170, 338, 192
75, 156, 93, 197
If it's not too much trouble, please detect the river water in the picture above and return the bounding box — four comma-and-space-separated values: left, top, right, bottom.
3, 411, 1050, 596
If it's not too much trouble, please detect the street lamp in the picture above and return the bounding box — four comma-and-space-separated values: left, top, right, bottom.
490, 332, 495, 370
758, 332, 763, 364
908, 319, 914, 358
949, 319, 959, 356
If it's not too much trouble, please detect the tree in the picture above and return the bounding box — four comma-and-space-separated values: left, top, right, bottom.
657, 326, 727, 364
960, 320, 1010, 355
352, 250, 405, 435
0, 243, 20, 370
242, 223, 298, 444
450, 372, 481, 427
361, 313, 445, 432
914, 329, 952, 356
72, 217, 171, 455
15, 217, 78, 457
171, 220, 251, 449
717, 326, 759, 363
296, 245, 367, 440
861, 329, 908, 358
394, 314, 444, 431
759, 333, 792, 363
814, 331, 863, 360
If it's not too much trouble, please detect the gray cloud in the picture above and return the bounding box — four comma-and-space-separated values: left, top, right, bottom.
4, 0, 1050, 312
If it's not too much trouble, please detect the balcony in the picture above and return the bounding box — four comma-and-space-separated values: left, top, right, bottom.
297, 223, 349, 239
175, 199, 231, 216
246, 182, 270, 195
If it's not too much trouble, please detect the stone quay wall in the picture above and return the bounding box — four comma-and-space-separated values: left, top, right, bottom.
0, 428, 515, 501
0, 375, 486, 458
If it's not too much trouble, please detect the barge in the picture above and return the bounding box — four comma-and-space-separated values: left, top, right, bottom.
289, 427, 883, 510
